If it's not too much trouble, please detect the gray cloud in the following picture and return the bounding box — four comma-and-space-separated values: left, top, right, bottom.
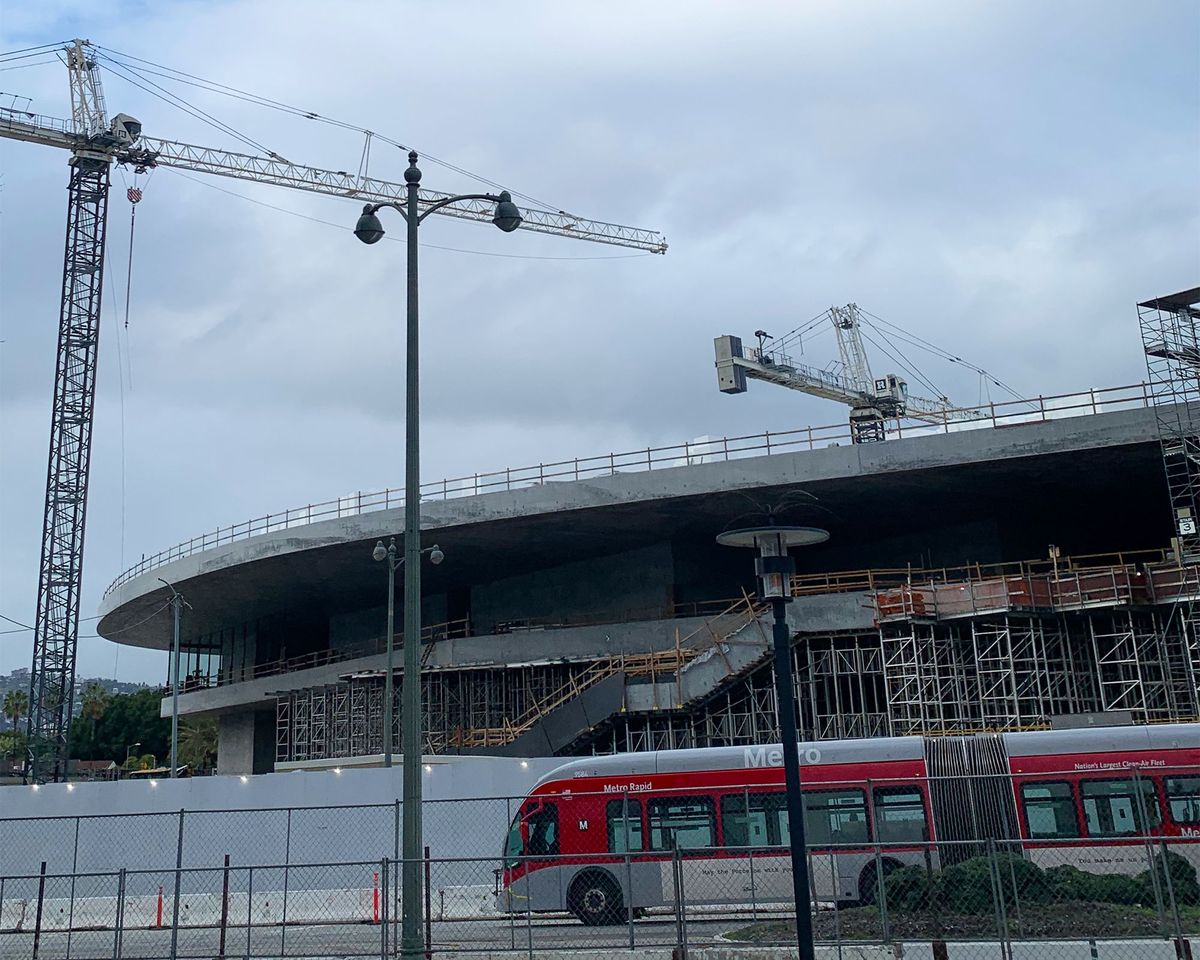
1, 0, 1197, 682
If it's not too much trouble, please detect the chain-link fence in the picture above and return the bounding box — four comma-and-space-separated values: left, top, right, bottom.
1, 837, 1196, 958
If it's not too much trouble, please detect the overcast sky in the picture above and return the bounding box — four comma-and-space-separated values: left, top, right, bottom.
1, 1, 1197, 684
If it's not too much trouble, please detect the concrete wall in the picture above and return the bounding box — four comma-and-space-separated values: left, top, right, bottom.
0, 757, 562, 881
469, 542, 674, 633
217, 711, 275, 776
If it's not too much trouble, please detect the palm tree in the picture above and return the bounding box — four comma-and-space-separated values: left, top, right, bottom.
3, 689, 28, 730
80, 682, 108, 721
177, 718, 218, 772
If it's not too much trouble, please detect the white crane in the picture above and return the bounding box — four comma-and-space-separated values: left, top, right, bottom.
715, 303, 993, 443
2, 39, 666, 781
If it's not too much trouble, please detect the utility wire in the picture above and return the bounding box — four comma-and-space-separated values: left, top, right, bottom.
91, 44, 563, 211
96, 54, 277, 158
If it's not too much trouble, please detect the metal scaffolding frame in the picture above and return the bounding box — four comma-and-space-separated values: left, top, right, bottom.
273, 558, 1200, 762
1140, 287, 1200, 561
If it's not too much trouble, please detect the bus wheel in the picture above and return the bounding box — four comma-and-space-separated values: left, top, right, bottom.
857, 859, 901, 906
568, 870, 623, 926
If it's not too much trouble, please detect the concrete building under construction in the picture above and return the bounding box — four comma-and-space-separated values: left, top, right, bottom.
96, 292, 1200, 776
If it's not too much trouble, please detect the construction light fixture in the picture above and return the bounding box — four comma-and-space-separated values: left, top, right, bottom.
492, 192, 523, 233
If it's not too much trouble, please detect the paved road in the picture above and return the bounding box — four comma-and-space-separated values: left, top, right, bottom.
0, 911, 764, 959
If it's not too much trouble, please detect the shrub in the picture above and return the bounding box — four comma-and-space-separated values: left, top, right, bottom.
884, 864, 936, 912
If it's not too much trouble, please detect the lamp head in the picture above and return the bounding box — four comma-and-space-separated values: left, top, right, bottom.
372, 540, 387, 563
492, 192, 522, 233
429, 545, 445, 566
354, 205, 385, 244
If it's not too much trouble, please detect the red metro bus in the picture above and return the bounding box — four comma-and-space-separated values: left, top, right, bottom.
498, 724, 1200, 924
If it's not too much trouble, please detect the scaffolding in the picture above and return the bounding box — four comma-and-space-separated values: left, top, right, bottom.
1140, 287, 1200, 561
274, 555, 1200, 762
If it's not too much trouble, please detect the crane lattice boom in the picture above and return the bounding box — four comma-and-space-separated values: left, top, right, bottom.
1, 39, 665, 781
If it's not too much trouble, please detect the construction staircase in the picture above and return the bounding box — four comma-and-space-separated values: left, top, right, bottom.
444, 594, 772, 754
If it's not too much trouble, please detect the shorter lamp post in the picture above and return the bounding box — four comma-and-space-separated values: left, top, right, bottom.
371, 538, 444, 769
716, 523, 829, 960
123, 741, 142, 776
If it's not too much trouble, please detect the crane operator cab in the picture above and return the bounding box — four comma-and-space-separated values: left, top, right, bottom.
871, 374, 909, 418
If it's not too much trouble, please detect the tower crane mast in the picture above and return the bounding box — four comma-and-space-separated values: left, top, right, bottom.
4, 39, 665, 781
715, 303, 989, 443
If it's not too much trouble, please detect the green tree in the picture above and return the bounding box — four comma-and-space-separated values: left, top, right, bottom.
0, 729, 27, 763
3, 689, 29, 729
177, 718, 218, 772
69, 688, 169, 764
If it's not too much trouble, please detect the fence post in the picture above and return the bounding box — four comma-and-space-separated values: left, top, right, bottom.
66, 816, 80, 960
424, 846, 432, 960
625, 850, 635, 949
32, 861, 46, 960
379, 857, 389, 960
218, 854, 230, 959
986, 839, 1012, 960
245, 866, 254, 959
524, 855, 533, 960
1159, 838, 1189, 956
281, 809, 292, 957
112, 868, 126, 960
672, 843, 688, 960
874, 843, 889, 944
170, 810, 184, 960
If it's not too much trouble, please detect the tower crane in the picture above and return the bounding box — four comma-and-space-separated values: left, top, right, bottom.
2, 39, 667, 782
714, 303, 991, 443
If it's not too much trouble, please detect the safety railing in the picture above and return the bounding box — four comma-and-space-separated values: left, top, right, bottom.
102, 382, 1153, 597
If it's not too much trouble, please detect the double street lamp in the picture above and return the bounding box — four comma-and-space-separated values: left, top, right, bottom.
717, 523, 829, 960
354, 151, 521, 959
371, 537, 443, 769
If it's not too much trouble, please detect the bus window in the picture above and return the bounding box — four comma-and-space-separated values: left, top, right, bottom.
873, 786, 928, 843
1020, 781, 1080, 839
805, 790, 869, 846
648, 796, 716, 850
1165, 776, 1200, 826
526, 803, 560, 857
606, 799, 644, 853
504, 814, 522, 868
720, 793, 773, 848
1081, 779, 1160, 837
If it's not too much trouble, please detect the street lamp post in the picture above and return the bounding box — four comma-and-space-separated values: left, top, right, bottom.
716, 524, 829, 960
372, 538, 444, 768
354, 152, 519, 958
157, 578, 188, 779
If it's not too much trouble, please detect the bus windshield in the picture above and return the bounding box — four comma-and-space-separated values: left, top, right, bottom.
504, 814, 522, 869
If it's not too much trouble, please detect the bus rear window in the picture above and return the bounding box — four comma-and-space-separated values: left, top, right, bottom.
873, 787, 928, 843
1081, 779, 1160, 837
1020, 781, 1080, 839
648, 796, 716, 850
1166, 777, 1200, 826
607, 799, 644, 853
